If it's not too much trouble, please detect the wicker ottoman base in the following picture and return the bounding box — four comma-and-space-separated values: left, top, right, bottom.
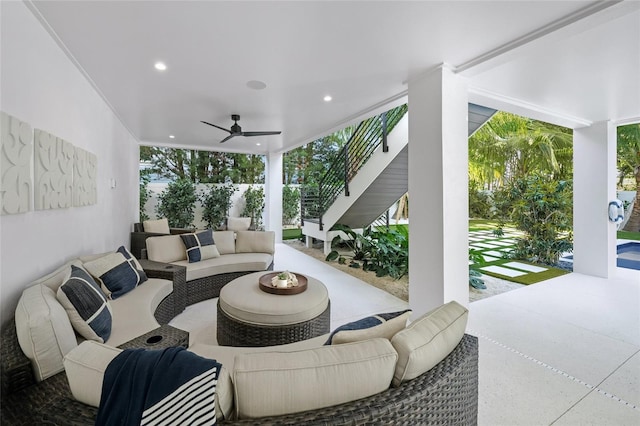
217, 300, 331, 347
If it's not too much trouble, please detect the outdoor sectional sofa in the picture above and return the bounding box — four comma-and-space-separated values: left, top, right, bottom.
1, 230, 478, 425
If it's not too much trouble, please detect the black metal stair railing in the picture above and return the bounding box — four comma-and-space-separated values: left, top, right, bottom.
301, 103, 408, 230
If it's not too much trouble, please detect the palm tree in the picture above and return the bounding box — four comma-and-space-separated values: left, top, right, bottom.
468, 112, 573, 190
618, 123, 640, 232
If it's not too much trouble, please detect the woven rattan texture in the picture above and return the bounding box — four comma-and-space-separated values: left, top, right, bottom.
1, 335, 477, 425
1, 321, 35, 395
185, 262, 274, 306
139, 259, 187, 315
217, 301, 331, 347
118, 324, 189, 350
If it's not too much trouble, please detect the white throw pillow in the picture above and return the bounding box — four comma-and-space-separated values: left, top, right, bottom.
226, 217, 252, 232
143, 218, 170, 234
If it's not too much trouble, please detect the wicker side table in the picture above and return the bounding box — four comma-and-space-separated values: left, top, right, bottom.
139, 259, 187, 318
118, 324, 189, 350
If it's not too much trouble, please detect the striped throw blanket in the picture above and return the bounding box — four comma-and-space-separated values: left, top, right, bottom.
96, 347, 221, 426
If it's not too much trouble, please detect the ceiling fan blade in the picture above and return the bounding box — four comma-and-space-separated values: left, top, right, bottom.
220, 134, 237, 143
201, 121, 231, 134
241, 131, 282, 137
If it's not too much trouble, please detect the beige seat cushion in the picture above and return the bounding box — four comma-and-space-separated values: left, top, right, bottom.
171, 253, 273, 282
219, 272, 328, 325
235, 231, 275, 254
233, 338, 397, 419
390, 300, 468, 387
226, 217, 252, 232
105, 278, 172, 347
143, 218, 170, 234
63, 341, 233, 420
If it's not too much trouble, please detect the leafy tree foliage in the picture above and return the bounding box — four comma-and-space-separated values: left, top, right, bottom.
139, 175, 152, 222
282, 127, 354, 185
282, 185, 300, 226
498, 174, 573, 265
140, 146, 265, 184
241, 186, 265, 230
155, 179, 197, 228
469, 112, 573, 190
200, 183, 237, 230
617, 123, 640, 232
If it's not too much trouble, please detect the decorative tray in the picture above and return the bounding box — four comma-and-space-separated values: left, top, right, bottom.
259, 272, 308, 295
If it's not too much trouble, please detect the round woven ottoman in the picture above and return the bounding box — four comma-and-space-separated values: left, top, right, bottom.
217, 272, 330, 347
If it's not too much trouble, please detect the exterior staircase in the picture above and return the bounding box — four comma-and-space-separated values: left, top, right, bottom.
301, 103, 495, 254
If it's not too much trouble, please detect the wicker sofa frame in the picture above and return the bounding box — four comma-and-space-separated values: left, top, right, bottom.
1, 258, 478, 425
0, 259, 272, 398
2, 334, 478, 425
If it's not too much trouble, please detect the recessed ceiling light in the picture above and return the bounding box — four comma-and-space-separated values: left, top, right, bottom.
154, 62, 167, 71
247, 80, 267, 90
256, 143, 261, 146
169, 135, 175, 139
323, 95, 332, 102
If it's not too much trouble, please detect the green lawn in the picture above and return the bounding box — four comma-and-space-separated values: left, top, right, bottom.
617, 230, 640, 241
283, 228, 302, 240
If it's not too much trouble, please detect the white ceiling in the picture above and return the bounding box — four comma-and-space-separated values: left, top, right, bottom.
28, 1, 640, 154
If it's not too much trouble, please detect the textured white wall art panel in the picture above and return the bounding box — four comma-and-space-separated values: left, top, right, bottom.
34, 129, 74, 210
73, 147, 97, 206
0, 111, 33, 214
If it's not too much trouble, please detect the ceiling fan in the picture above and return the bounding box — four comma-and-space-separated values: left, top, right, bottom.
201, 114, 281, 143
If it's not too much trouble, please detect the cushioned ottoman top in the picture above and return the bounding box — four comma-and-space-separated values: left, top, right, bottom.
219, 272, 329, 325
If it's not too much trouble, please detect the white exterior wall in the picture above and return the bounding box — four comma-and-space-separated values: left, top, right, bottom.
265, 152, 283, 241
0, 2, 139, 326
407, 66, 469, 318
573, 122, 617, 277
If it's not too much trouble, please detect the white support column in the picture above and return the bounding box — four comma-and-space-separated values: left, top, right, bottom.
573, 122, 617, 277
265, 151, 283, 242
408, 65, 469, 318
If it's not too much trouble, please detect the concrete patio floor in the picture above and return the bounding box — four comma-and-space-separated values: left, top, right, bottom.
171, 243, 640, 425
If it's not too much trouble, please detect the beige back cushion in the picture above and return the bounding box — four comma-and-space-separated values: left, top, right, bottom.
226, 217, 252, 232
233, 338, 398, 419
235, 231, 275, 255
212, 231, 236, 255
143, 218, 170, 234
331, 310, 412, 345
63, 341, 234, 420
31, 259, 84, 292
390, 301, 468, 387
15, 283, 78, 381
146, 234, 187, 263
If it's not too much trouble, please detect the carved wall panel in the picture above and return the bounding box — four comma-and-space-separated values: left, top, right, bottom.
1, 112, 33, 215
73, 147, 97, 206
34, 129, 74, 210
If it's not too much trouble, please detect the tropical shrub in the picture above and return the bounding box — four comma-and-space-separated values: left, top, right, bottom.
326, 224, 409, 279
139, 175, 151, 222
155, 179, 197, 228
468, 249, 486, 289
498, 174, 573, 264
241, 186, 265, 230
282, 185, 300, 226
469, 181, 492, 219
200, 183, 237, 229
